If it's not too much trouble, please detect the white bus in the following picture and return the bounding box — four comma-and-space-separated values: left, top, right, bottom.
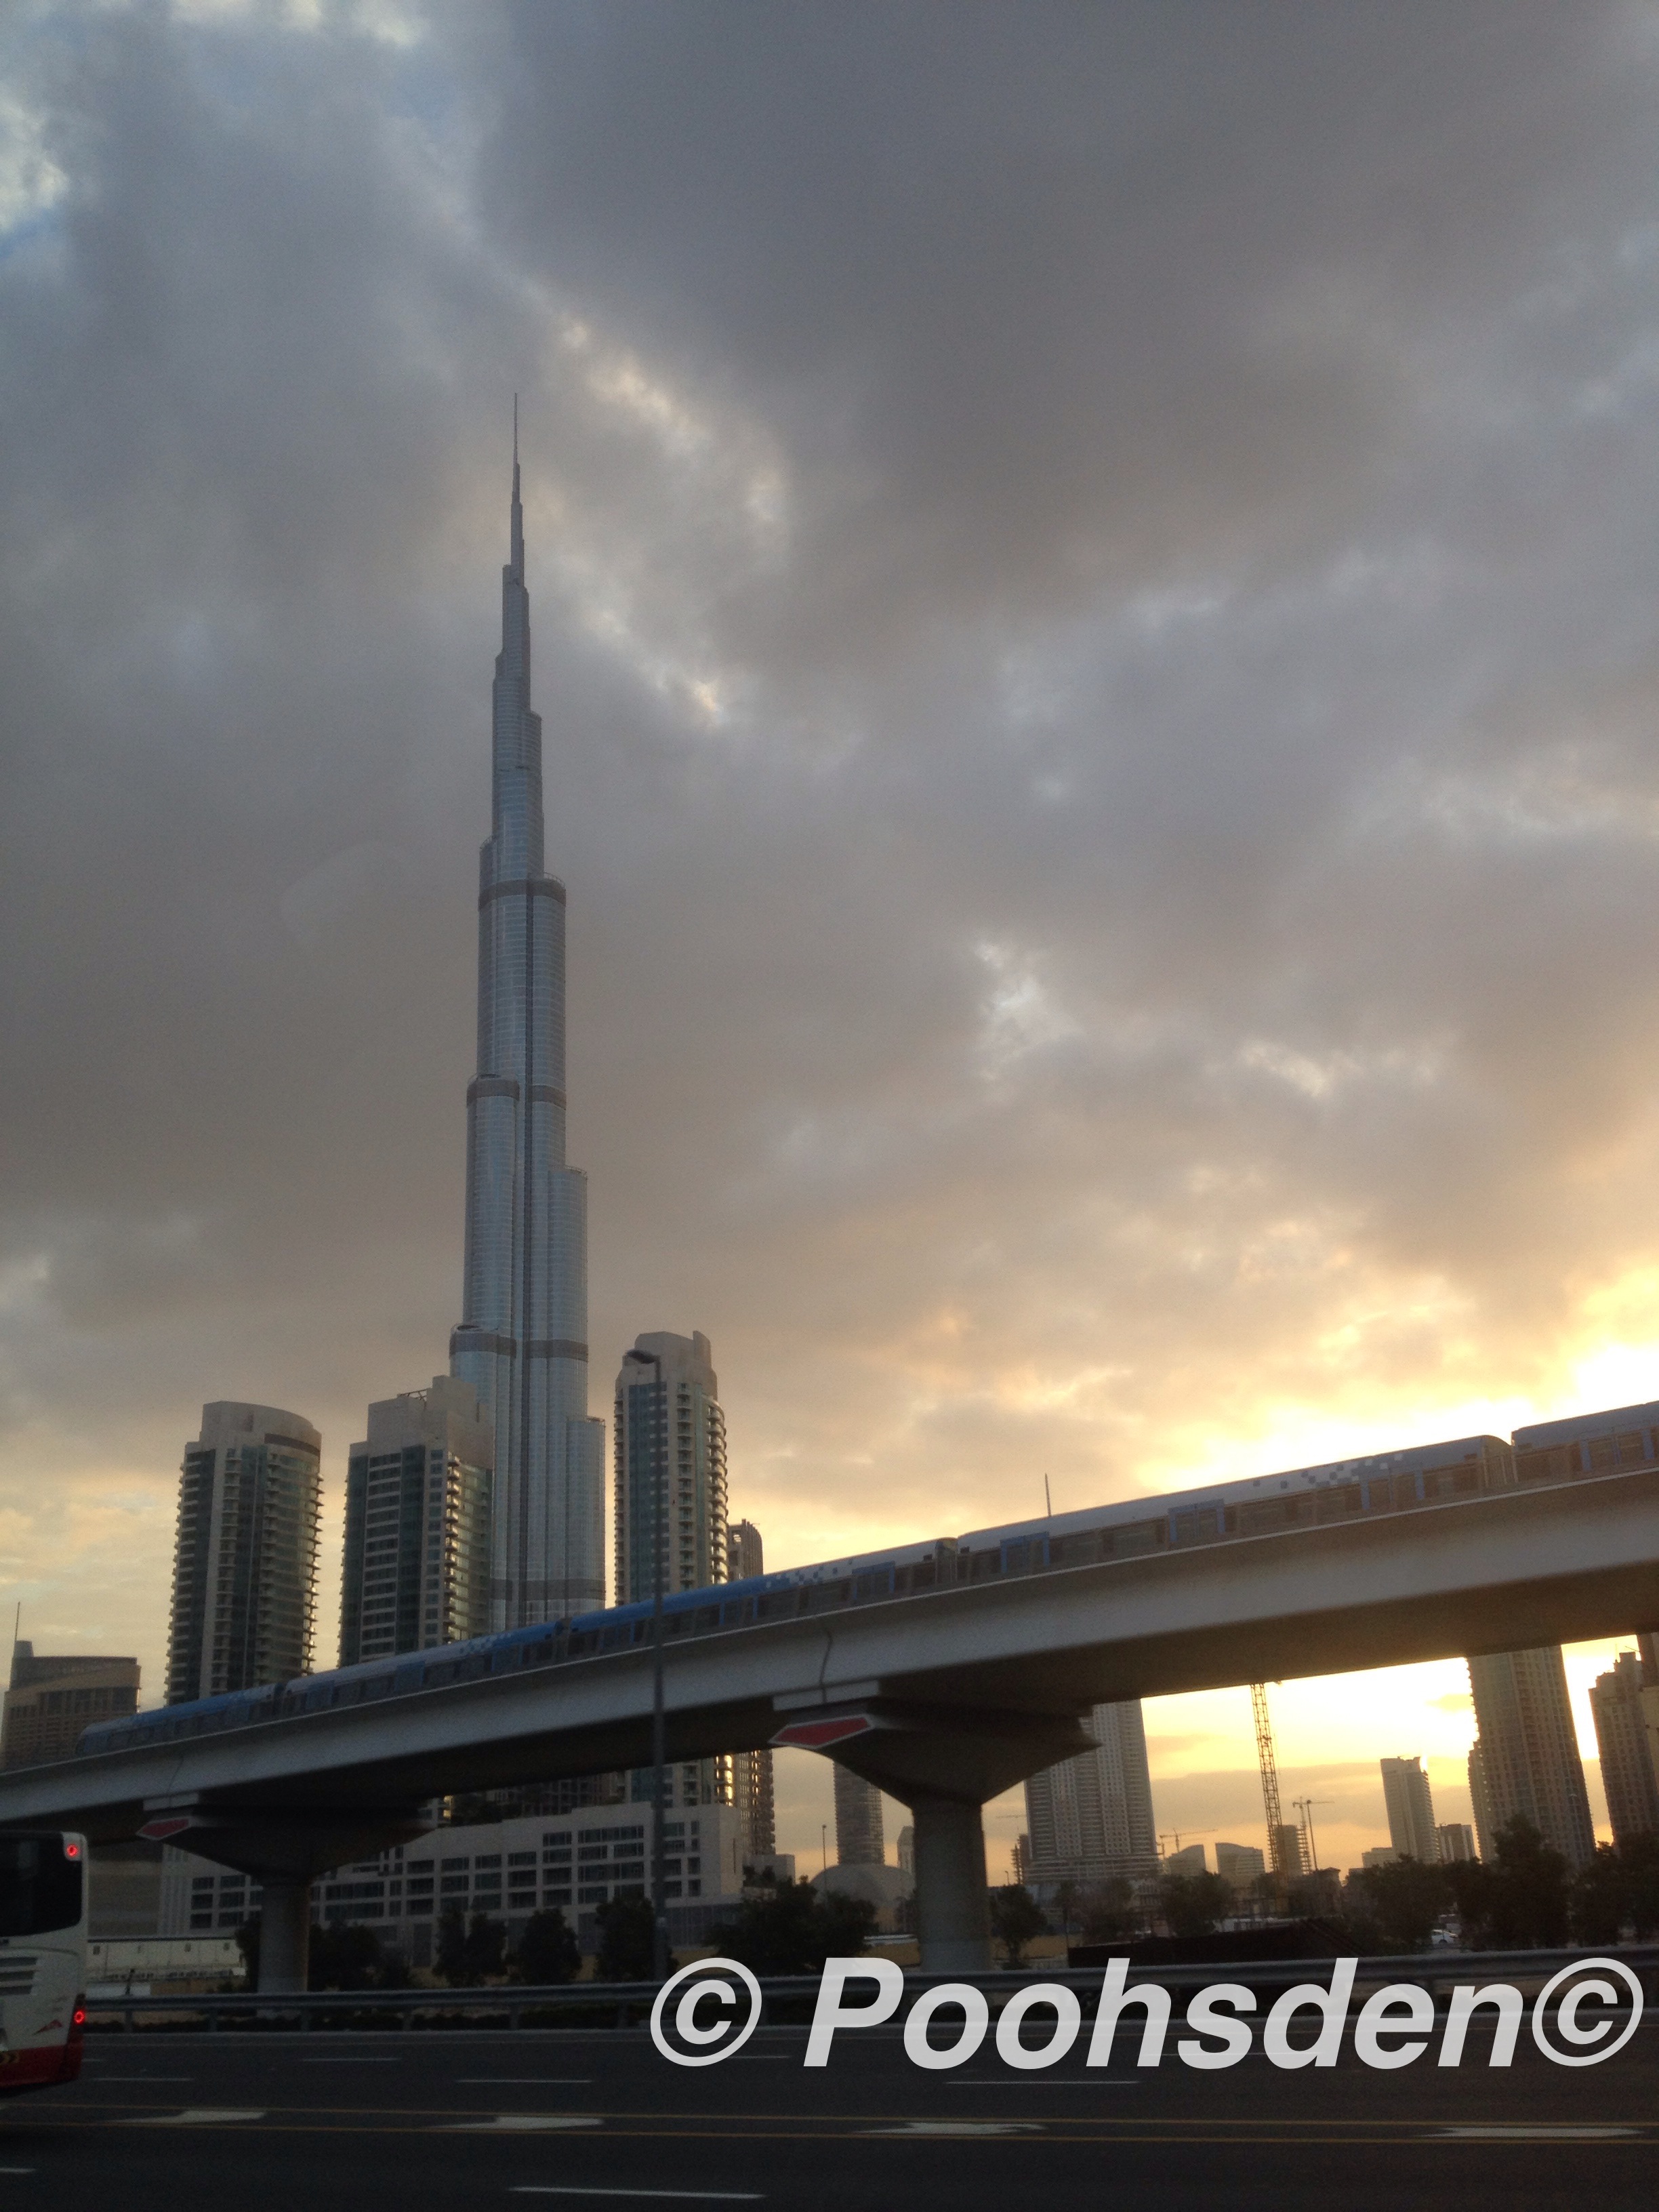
0, 1833, 87, 2095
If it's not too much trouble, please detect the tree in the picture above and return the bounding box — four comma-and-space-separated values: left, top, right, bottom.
234, 1912, 405, 1992
1158, 1870, 1231, 1940
512, 1908, 581, 1986
1342, 1858, 1448, 1952
988, 1884, 1048, 1967
1571, 1845, 1626, 1947
594, 1895, 659, 1981
308, 1921, 386, 1991
710, 1880, 878, 1975
1446, 1818, 1570, 1949
1078, 1877, 1137, 1944
436, 1905, 508, 1986
1618, 1830, 1659, 1937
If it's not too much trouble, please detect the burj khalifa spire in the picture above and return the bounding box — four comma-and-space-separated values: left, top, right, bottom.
451, 426, 605, 1626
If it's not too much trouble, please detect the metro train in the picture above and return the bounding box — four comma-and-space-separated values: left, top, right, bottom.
73, 1402, 1658, 1761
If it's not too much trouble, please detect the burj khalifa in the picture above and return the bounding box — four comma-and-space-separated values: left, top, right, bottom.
450, 435, 605, 1626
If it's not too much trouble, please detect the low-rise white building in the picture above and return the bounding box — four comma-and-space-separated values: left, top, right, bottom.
161, 1800, 746, 1967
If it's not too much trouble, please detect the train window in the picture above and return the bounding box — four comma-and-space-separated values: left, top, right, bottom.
853, 1566, 895, 1602
757, 1589, 804, 1621
806, 1579, 852, 1612
1314, 1483, 1363, 1523
1170, 1508, 1223, 1548
1105, 1521, 1162, 1559
1000, 1538, 1049, 1576
693, 1607, 723, 1634
1418, 1465, 1479, 1503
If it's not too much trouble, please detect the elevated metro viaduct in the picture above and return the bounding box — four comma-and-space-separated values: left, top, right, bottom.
4, 1451, 1659, 1988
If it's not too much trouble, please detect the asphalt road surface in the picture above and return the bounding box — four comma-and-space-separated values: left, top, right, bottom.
4, 2022, 1655, 2211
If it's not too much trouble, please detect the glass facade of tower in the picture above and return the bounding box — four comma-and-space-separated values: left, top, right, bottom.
1023, 1700, 1158, 1881
450, 447, 605, 1626
339, 1378, 493, 1665
165, 1401, 321, 1704
614, 1331, 730, 1810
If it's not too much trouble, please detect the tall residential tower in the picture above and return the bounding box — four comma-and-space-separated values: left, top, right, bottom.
1467, 1646, 1596, 1868
165, 1401, 321, 1704
615, 1331, 730, 1809
450, 436, 605, 1626
1023, 1700, 1158, 1883
339, 1377, 493, 1666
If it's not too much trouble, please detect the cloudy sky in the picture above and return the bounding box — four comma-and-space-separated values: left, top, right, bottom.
5, 0, 1659, 1871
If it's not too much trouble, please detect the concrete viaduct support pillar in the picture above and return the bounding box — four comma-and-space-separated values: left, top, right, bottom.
137, 1803, 432, 1997
909, 1795, 993, 1973
773, 1703, 1095, 1974
257, 1876, 313, 1994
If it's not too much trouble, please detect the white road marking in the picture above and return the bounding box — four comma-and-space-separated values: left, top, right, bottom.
862, 2121, 1042, 2137
442, 2115, 602, 2131
125, 2108, 266, 2126
1439, 2125, 1639, 2140
511, 2192, 763, 2203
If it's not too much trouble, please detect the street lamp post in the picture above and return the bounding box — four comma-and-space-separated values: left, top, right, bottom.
651, 1411, 669, 1981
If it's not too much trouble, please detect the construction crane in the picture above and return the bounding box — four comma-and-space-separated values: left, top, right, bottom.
1291, 1795, 1331, 1874
1251, 1681, 1289, 1906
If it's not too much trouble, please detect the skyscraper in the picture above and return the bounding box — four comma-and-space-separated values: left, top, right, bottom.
615, 1331, 730, 1809
1468, 1739, 1493, 1861
1, 1644, 139, 1769
726, 1519, 776, 1859
165, 1402, 321, 1704
1379, 1755, 1438, 1864
614, 1333, 729, 1605
834, 1765, 886, 1867
1466, 1647, 1596, 1868
450, 432, 605, 1629
1588, 1651, 1659, 1847
1023, 1700, 1158, 1882
339, 1377, 493, 1666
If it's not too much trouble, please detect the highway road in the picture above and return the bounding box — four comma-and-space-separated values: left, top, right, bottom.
3, 2022, 1655, 2211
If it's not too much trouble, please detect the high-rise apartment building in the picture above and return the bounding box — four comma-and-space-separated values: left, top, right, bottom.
1466, 1647, 1596, 1868
1, 1643, 139, 1769
1214, 1841, 1266, 1890
1023, 1701, 1158, 1881
1435, 1823, 1476, 1864
1273, 1822, 1306, 1883
725, 1519, 775, 1858
615, 1331, 730, 1810
165, 1402, 321, 1704
1468, 1740, 1493, 1861
834, 1765, 885, 1867
339, 1378, 493, 1666
1379, 1755, 1438, 1864
615, 1333, 729, 1603
449, 434, 605, 1629
1588, 1651, 1659, 1847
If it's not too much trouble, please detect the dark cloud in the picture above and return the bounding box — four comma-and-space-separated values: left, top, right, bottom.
4, 0, 1659, 1724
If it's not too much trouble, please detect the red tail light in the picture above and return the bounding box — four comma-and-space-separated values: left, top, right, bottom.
69, 2001, 86, 2039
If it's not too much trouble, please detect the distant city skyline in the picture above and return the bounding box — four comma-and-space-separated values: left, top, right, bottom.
14, 4, 1659, 1887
